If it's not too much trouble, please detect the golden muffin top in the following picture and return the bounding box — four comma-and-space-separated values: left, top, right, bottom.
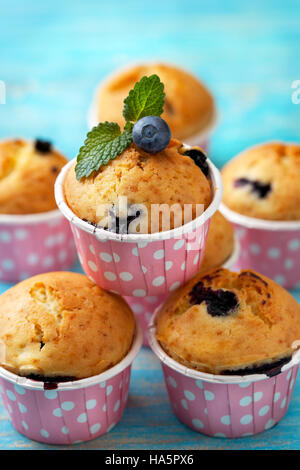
222, 142, 300, 221
64, 141, 212, 234
156, 268, 300, 375
0, 138, 68, 215
94, 63, 215, 141
0, 272, 135, 380
199, 211, 234, 273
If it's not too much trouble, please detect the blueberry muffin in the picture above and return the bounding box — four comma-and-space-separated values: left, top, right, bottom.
0, 138, 67, 215
199, 211, 234, 273
156, 268, 300, 375
222, 142, 300, 221
93, 63, 215, 141
64, 141, 212, 234
0, 272, 135, 380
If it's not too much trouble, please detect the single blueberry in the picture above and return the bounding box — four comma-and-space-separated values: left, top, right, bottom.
132, 116, 171, 153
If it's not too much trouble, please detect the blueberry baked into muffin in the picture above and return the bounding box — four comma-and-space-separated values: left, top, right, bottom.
0, 138, 67, 214
199, 211, 234, 273
0, 272, 135, 382
222, 142, 300, 220
156, 268, 300, 375
93, 62, 215, 142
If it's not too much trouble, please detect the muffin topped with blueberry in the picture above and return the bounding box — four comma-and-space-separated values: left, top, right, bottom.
156, 268, 300, 375
91, 62, 215, 142
222, 142, 300, 220
0, 272, 135, 381
64, 75, 213, 234
0, 138, 67, 214
199, 211, 234, 273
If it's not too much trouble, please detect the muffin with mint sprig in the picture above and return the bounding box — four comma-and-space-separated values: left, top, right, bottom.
64, 74, 213, 234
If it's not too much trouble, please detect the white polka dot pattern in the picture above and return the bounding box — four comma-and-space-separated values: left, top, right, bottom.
232, 220, 300, 289
0, 215, 76, 283
100, 252, 112, 262
0, 365, 132, 444
181, 399, 188, 410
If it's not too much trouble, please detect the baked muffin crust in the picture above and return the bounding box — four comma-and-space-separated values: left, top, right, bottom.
0, 272, 135, 379
156, 268, 300, 374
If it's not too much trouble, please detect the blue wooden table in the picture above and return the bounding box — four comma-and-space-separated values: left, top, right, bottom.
0, 0, 300, 450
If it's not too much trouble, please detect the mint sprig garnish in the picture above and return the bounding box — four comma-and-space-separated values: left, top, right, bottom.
75, 74, 165, 180
123, 74, 165, 123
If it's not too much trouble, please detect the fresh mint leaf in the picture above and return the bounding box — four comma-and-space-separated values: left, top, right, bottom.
123, 74, 165, 123
75, 122, 132, 180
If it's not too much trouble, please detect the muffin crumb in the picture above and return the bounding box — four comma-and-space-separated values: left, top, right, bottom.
222, 142, 300, 220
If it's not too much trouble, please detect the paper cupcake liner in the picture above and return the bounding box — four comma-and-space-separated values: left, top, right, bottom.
126, 237, 239, 347
220, 203, 300, 289
148, 311, 300, 438
125, 294, 166, 347
0, 210, 77, 283
0, 321, 142, 444
55, 156, 223, 297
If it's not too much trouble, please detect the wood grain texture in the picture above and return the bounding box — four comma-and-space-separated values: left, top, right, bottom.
0, 0, 300, 449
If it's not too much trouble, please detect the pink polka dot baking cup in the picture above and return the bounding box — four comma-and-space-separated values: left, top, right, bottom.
148, 313, 300, 438
125, 294, 166, 347
87, 72, 218, 157
0, 321, 142, 444
220, 203, 300, 289
125, 236, 240, 347
55, 156, 222, 297
0, 210, 77, 283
